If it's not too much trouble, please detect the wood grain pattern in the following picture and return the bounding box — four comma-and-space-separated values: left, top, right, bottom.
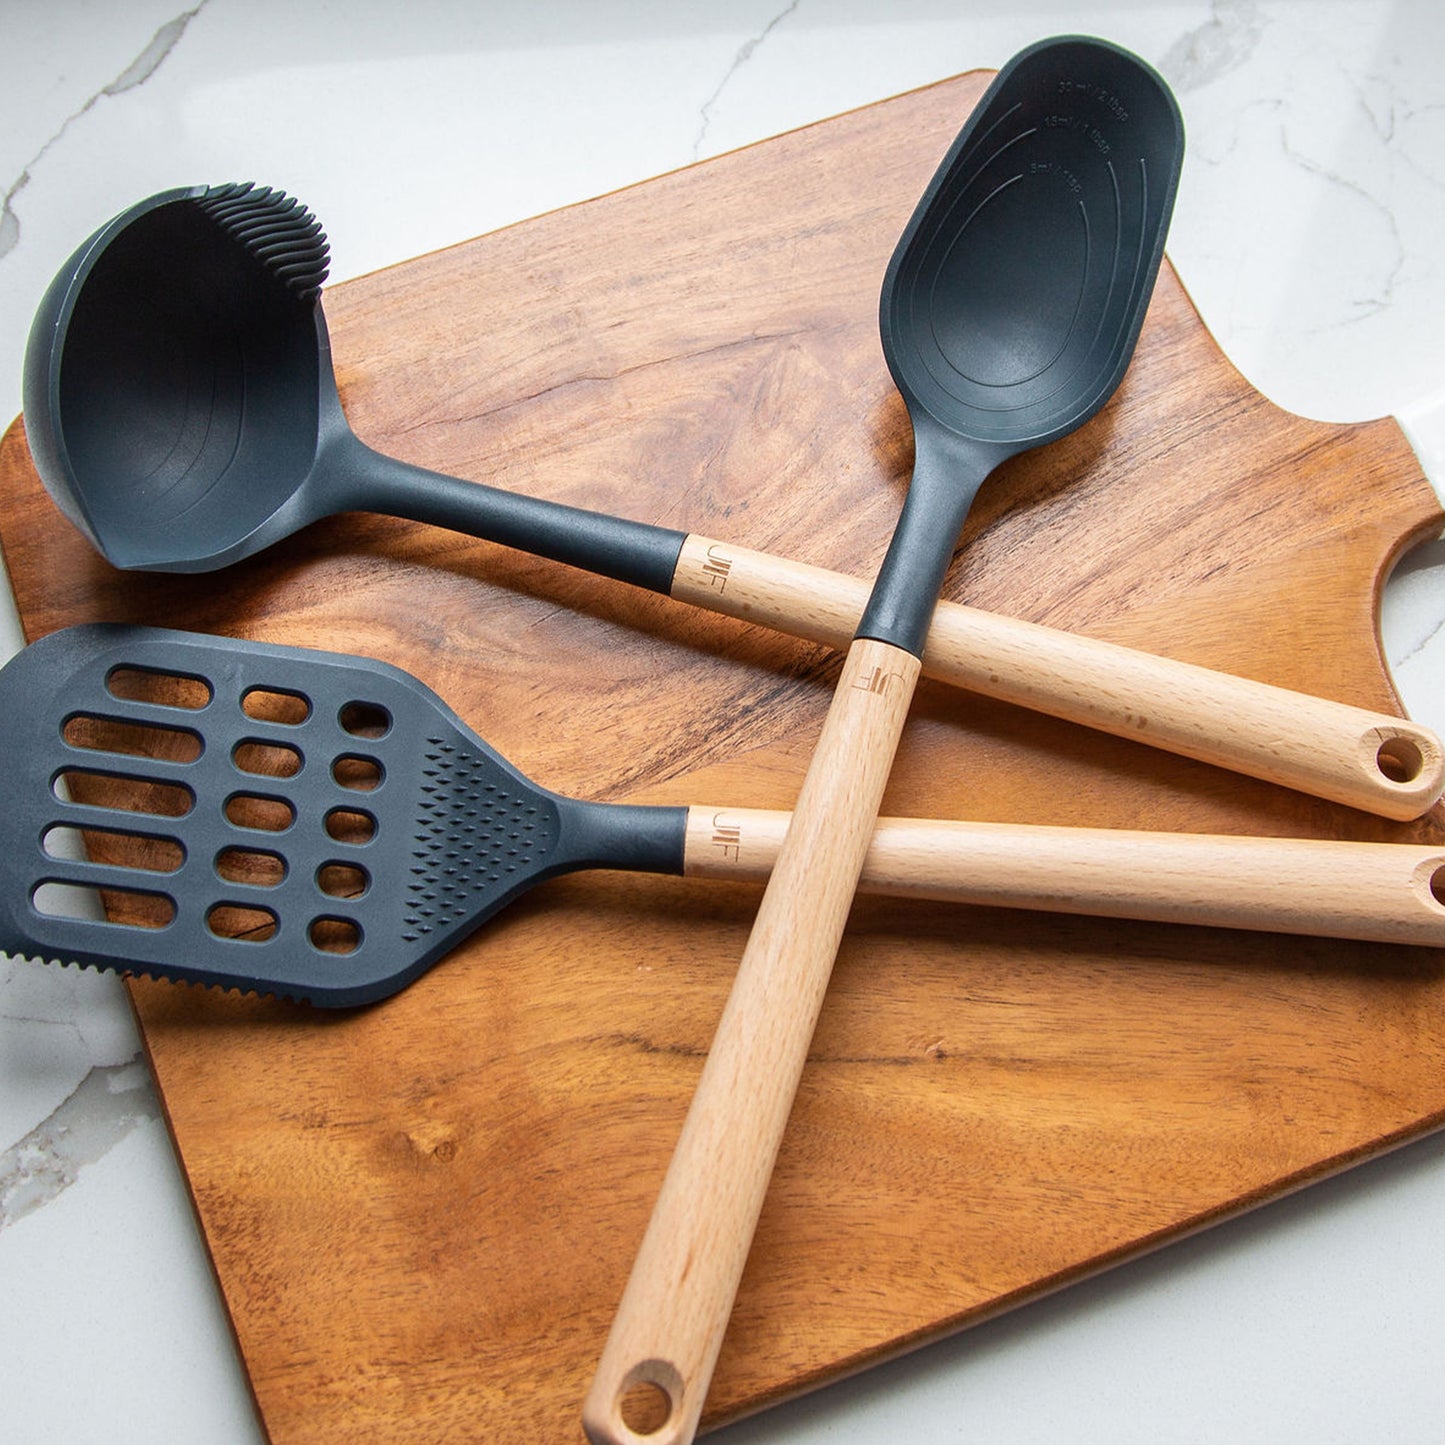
673, 534, 1444, 817
683, 810, 1445, 947
3, 68, 1445, 1444
586, 638, 922, 1445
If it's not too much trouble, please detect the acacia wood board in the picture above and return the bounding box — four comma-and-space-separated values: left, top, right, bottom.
4, 68, 1445, 1444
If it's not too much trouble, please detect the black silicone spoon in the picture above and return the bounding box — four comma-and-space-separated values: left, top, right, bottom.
585, 37, 1184, 1445
23, 180, 1436, 819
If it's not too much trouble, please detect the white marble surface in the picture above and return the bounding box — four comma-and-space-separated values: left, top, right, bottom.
2, 2, 1444, 1441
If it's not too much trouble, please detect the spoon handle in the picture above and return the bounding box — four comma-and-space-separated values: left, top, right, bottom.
683, 809, 1445, 947
671, 535, 1444, 820
583, 637, 918, 1445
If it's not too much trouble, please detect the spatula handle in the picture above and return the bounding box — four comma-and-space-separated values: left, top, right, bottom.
583, 637, 919, 1445
684, 809, 1445, 947
671, 535, 1444, 820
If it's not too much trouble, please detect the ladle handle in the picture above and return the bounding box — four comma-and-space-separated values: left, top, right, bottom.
583, 637, 918, 1445
333, 445, 1440, 819
670, 535, 1444, 820
683, 809, 1445, 947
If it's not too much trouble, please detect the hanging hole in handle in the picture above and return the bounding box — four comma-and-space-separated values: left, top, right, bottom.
616, 1361, 683, 1439
620, 1382, 672, 1436
1377, 735, 1425, 785
1411, 857, 1445, 914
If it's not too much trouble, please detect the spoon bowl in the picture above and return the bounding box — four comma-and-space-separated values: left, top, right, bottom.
863, 34, 1186, 652
882, 36, 1181, 450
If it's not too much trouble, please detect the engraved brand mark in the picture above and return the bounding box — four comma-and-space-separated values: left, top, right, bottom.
700, 544, 733, 593
853, 666, 904, 696
710, 813, 742, 861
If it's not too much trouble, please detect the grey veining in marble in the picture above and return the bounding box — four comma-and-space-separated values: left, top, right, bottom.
1, 1055, 158, 1231
1160, 0, 1266, 92
694, 0, 803, 158
1, 3, 210, 260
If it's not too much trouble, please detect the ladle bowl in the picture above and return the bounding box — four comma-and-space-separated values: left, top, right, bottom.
24, 184, 332, 570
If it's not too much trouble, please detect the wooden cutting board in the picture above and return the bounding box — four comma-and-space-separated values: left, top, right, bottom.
4, 68, 1445, 1443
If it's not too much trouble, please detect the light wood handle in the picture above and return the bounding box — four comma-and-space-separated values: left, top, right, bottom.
671, 534, 1445, 820
583, 638, 921, 1445
684, 809, 1445, 947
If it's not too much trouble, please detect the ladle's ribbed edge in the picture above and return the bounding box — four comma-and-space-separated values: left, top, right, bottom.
198, 181, 331, 301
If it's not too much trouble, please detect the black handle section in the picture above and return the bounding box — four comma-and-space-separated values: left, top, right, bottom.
855, 420, 1002, 657
320, 427, 689, 595
558, 799, 689, 878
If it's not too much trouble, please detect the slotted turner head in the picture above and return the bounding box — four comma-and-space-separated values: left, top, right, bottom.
0, 625, 682, 1006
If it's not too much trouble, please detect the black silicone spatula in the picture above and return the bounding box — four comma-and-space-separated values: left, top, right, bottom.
6, 625, 1441, 1011
0, 622, 682, 1007
585, 37, 1184, 1445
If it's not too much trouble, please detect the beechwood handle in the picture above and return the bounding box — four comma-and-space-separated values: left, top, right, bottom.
684, 809, 1445, 947
583, 638, 920, 1445
670, 535, 1445, 820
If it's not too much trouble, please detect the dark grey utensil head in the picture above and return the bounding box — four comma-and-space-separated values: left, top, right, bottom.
23, 183, 333, 572
879, 34, 1184, 453
857, 36, 1184, 656
22, 181, 693, 592
0, 625, 684, 1007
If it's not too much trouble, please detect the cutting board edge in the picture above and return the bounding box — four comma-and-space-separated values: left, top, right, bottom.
320, 65, 1001, 303
708, 1099, 1445, 1433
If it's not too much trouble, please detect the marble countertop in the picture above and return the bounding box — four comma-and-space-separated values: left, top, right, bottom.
3, 3, 1444, 1441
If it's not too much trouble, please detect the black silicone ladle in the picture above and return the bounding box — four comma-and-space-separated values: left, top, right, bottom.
585, 37, 1184, 1445
22, 181, 691, 588
23, 175, 1443, 822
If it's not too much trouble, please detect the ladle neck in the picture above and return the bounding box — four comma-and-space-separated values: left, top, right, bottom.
856, 419, 1006, 657
314, 426, 689, 595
